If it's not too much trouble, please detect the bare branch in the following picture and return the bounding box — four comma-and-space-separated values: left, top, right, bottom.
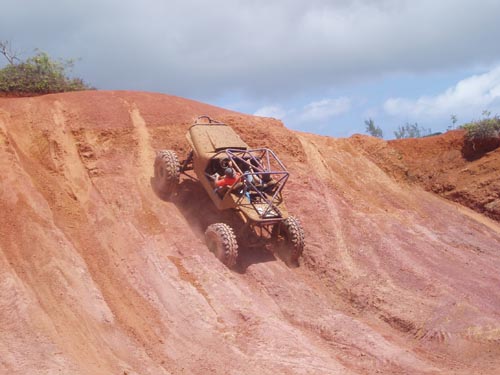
0, 40, 21, 65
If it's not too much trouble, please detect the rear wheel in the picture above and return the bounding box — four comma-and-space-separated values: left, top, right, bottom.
275, 216, 305, 264
154, 150, 180, 198
205, 223, 238, 268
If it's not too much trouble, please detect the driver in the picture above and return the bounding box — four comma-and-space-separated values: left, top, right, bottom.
216, 167, 241, 188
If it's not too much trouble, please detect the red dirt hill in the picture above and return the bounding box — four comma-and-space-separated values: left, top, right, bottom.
351, 130, 500, 222
1, 91, 500, 374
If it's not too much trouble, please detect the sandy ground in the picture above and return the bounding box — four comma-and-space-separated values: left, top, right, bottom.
1, 91, 500, 374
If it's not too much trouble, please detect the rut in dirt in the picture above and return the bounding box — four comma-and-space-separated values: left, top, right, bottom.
1, 91, 500, 375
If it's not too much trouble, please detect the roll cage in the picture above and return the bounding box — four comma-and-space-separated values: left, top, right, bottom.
181, 147, 290, 223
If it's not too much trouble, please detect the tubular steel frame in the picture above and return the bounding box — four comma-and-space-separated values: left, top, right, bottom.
181, 147, 289, 226
221, 148, 288, 220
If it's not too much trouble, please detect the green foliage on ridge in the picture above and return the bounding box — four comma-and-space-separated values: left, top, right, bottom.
461, 116, 500, 141
394, 122, 432, 139
0, 49, 93, 95
364, 118, 384, 138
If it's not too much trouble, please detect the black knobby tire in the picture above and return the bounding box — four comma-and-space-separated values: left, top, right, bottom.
154, 150, 180, 197
281, 216, 305, 263
205, 223, 238, 268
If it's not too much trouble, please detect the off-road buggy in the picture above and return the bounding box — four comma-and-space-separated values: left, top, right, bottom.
154, 116, 305, 267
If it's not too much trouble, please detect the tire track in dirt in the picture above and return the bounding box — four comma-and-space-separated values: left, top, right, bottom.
126, 101, 155, 184
2, 91, 500, 374
297, 135, 357, 273
50, 100, 95, 204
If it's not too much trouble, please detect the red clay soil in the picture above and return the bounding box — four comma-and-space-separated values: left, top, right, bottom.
1, 91, 500, 374
354, 131, 500, 222
390, 131, 500, 222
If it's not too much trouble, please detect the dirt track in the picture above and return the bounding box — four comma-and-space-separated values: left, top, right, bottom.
1, 91, 500, 374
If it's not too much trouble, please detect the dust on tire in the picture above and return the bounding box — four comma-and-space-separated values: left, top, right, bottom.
154, 150, 180, 198
280, 216, 305, 264
205, 223, 238, 268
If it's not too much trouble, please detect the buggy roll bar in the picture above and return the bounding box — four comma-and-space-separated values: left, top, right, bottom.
214, 148, 289, 220
193, 115, 226, 126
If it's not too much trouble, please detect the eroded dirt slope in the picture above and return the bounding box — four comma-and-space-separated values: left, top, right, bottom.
354, 131, 500, 221
1, 91, 500, 375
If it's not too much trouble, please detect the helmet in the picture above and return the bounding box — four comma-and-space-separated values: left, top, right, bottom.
224, 167, 235, 177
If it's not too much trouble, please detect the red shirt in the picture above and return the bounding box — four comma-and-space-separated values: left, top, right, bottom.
216, 173, 240, 187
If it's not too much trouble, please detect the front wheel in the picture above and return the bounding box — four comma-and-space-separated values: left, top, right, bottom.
275, 216, 305, 264
205, 223, 238, 268
154, 150, 180, 198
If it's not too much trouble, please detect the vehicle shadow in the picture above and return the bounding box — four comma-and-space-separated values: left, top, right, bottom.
234, 243, 276, 274
151, 176, 278, 271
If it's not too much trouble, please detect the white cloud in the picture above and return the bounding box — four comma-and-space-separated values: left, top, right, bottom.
254, 105, 287, 119
297, 97, 351, 123
253, 96, 351, 130
254, 96, 352, 130
3, 1, 500, 99
4, 1, 500, 137
384, 66, 500, 119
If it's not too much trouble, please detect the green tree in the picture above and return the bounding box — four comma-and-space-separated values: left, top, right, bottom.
0, 41, 93, 95
364, 118, 383, 138
449, 114, 458, 130
482, 109, 491, 119
394, 122, 432, 139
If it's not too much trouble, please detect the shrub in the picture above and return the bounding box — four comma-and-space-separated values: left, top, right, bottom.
364, 118, 384, 138
394, 122, 432, 139
461, 117, 500, 142
0, 50, 93, 95
461, 116, 500, 159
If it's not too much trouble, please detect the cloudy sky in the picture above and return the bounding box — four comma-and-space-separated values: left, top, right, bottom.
2, 0, 500, 138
